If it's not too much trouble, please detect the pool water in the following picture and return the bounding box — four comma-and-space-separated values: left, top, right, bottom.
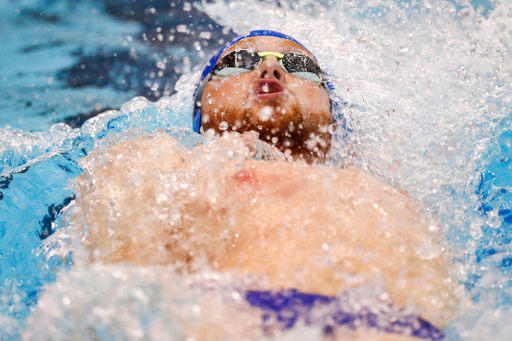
1, 0, 512, 340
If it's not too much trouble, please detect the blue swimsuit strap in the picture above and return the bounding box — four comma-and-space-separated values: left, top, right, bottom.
245, 289, 445, 341
192, 30, 322, 133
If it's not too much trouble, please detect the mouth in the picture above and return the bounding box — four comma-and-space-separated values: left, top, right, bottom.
255, 79, 285, 99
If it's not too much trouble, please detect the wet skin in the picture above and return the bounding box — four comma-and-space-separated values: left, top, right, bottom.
74, 132, 455, 341
70, 36, 456, 341
200, 37, 332, 163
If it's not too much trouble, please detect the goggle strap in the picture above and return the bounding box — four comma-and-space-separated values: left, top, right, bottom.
193, 74, 211, 114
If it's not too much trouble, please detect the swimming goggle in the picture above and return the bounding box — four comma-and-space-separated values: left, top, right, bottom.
211, 50, 326, 83
193, 49, 329, 110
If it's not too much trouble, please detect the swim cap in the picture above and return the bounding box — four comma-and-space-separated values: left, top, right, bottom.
192, 30, 346, 136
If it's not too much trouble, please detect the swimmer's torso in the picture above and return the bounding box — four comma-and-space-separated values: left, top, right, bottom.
73, 131, 454, 330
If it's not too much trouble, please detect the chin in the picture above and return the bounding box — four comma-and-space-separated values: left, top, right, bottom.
202, 96, 331, 146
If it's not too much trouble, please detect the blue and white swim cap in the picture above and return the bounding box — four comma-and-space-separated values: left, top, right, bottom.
192, 29, 346, 136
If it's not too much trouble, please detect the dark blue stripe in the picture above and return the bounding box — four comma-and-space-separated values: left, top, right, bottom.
245, 289, 445, 340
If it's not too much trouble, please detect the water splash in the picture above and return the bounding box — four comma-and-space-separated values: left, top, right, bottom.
0, 74, 199, 339
0, 0, 511, 340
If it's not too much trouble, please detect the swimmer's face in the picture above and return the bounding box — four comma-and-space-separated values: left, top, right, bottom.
200, 36, 332, 162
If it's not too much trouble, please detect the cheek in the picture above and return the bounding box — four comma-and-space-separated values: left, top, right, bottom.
202, 77, 253, 110
290, 81, 330, 112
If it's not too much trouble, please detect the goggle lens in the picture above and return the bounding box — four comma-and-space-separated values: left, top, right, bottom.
212, 50, 324, 83
281, 53, 322, 75
216, 50, 260, 71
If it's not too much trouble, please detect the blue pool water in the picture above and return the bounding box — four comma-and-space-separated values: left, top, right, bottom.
1, 0, 512, 339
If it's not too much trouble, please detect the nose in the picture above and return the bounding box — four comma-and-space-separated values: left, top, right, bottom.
258, 57, 285, 81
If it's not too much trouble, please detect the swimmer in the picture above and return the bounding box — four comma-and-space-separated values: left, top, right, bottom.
73, 31, 456, 340
192, 31, 333, 163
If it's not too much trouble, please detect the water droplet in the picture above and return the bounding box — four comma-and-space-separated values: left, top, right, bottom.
258, 106, 274, 121
219, 121, 228, 130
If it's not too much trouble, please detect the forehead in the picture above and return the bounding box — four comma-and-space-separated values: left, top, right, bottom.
221, 36, 316, 60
